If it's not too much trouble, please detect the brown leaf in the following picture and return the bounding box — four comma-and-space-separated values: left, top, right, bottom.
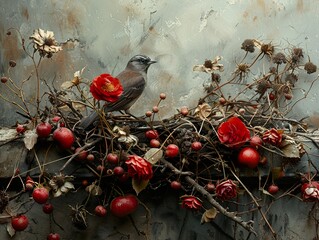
132, 178, 149, 195
280, 139, 300, 159
85, 182, 102, 196
201, 207, 218, 224
144, 148, 163, 165
6, 222, 15, 237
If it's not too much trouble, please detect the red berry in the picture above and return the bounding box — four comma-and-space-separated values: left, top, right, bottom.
237, 147, 260, 169
113, 166, 125, 176
205, 182, 215, 193
259, 156, 268, 165
11, 215, 29, 231
165, 144, 179, 158
145, 130, 159, 139
268, 184, 279, 195
51, 116, 61, 123
82, 179, 89, 187
160, 93, 166, 100
150, 139, 161, 148
219, 97, 226, 104
250, 136, 262, 148
32, 187, 49, 204
47, 233, 61, 240
152, 106, 159, 113
16, 124, 26, 134
75, 147, 88, 161
52, 127, 75, 149
170, 181, 182, 190
42, 203, 54, 214
110, 195, 139, 217
269, 93, 275, 101
96, 165, 105, 174
106, 153, 119, 165
59, 122, 65, 127
86, 154, 95, 162
145, 111, 152, 117
118, 172, 130, 183
180, 106, 189, 116
94, 205, 107, 217
1, 76, 8, 83
191, 141, 202, 151
36, 122, 52, 138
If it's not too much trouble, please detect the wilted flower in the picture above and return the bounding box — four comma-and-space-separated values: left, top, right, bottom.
253, 39, 274, 57
262, 128, 283, 146
90, 73, 123, 102
241, 39, 255, 53
217, 117, 250, 148
194, 103, 212, 120
193, 56, 224, 73
216, 179, 237, 201
113, 126, 138, 146
49, 174, 74, 197
61, 67, 86, 90
29, 28, 62, 58
126, 155, 153, 180
180, 195, 202, 210
301, 182, 319, 202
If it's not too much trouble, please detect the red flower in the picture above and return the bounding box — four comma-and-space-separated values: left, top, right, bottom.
180, 195, 202, 210
215, 180, 237, 201
301, 182, 319, 202
217, 117, 250, 148
90, 73, 123, 102
262, 128, 283, 146
125, 155, 153, 180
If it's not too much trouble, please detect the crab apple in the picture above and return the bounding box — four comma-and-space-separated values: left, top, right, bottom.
11, 215, 29, 231
75, 147, 88, 161
94, 205, 107, 217
250, 135, 262, 148
237, 147, 260, 169
106, 153, 119, 165
150, 139, 161, 148
110, 195, 139, 217
170, 181, 182, 190
16, 124, 26, 134
52, 127, 75, 149
32, 187, 49, 204
47, 233, 61, 240
165, 144, 179, 158
86, 154, 95, 162
43, 203, 54, 214
268, 184, 279, 195
191, 141, 202, 151
113, 166, 125, 176
36, 122, 52, 138
145, 130, 159, 139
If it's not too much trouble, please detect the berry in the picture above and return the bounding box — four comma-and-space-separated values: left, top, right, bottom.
47, 233, 61, 240
96, 165, 105, 174
36, 122, 52, 138
165, 144, 179, 158
191, 141, 202, 151
145, 130, 159, 139
82, 179, 89, 187
152, 106, 159, 113
32, 187, 49, 204
268, 184, 279, 195
106, 153, 119, 165
205, 182, 215, 193
118, 172, 130, 183
75, 147, 88, 161
94, 205, 107, 217
11, 215, 29, 231
145, 111, 152, 117
160, 93, 166, 100
237, 147, 260, 169
16, 124, 26, 134
170, 181, 182, 190
110, 195, 139, 217
219, 97, 226, 105
180, 106, 189, 116
51, 116, 61, 123
250, 136, 262, 148
269, 93, 275, 101
113, 166, 125, 176
43, 203, 54, 214
1, 76, 8, 83
150, 139, 161, 148
52, 127, 75, 149
86, 154, 95, 162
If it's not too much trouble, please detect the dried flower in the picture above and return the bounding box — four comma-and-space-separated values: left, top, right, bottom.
241, 39, 255, 53
193, 56, 224, 73
253, 39, 274, 57
272, 52, 287, 65
49, 174, 74, 197
29, 28, 62, 57
194, 103, 212, 120
262, 128, 283, 146
304, 62, 317, 74
61, 67, 86, 90
113, 126, 138, 146
217, 117, 250, 148
126, 155, 153, 180
180, 195, 202, 210
69, 204, 88, 229
215, 180, 237, 201
90, 73, 123, 102
301, 182, 319, 202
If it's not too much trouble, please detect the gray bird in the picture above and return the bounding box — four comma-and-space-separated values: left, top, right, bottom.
80, 55, 156, 129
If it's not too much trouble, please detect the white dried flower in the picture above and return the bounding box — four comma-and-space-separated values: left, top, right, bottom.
30, 28, 62, 57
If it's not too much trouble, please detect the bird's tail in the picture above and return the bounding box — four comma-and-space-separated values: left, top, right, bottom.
79, 111, 99, 129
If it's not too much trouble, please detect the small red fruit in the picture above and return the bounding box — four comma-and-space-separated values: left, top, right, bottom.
145, 111, 152, 117
52, 127, 75, 149
11, 215, 29, 231
150, 139, 161, 148
237, 147, 260, 169
86, 154, 95, 162
160, 93, 166, 100
269, 92, 275, 101
219, 97, 226, 105
170, 181, 182, 190
250, 135, 262, 148
191, 141, 202, 151
32, 187, 49, 204
180, 106, 189, 116
268, 184, 279, 195
110, 195, 139, 217
106, 153, 119, 165
82, 179, 89, 187
75, 147, 88, 161
145, 130, 159, 139
205, 182, 215, 193
152, 106, 159, 113
51, 116, 61, 123
16, 124, 26, 134
165, 144, 179, 158
96, 165, 105, 174
36, 122, 52, 138
43, 203, 54, 214
94, 205, 107, 217
113, 166, 125, 176
47, 233, 61, 240
119, 172, 130, 183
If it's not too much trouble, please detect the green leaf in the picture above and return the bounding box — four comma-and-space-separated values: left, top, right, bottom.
132, 178, 149, 195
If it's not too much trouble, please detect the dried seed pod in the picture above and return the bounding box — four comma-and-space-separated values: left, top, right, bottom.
285, 73, 298, 86
272, 52, 287, 65
1, 77, 8, 83
211, 73, 221, 83
260, 43, 274, 57
9, 60, 16, 67
204, 60, 213, 69
241, 39, 255, 53
304, 62, 317, 74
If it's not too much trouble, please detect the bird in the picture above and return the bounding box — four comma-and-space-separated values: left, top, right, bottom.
79, 55, 156, 129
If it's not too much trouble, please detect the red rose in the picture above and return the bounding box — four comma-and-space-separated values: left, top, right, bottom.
180, 195, 202, 210
215, 179, 237, 201
217, 117, 250, 148
125, 155, 153, 180
262, 128, 283, 146
90, 73, 123, 102
301, 181, 319, 202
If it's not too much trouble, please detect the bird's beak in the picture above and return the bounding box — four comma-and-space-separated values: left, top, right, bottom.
149, 60, 157, 64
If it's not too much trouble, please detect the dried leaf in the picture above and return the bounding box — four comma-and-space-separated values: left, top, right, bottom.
260, 188, 273, 197
144, 148, 163, 165
280, 139, 300, 159
194, 103, 212, 120
6, 222, 15, 237
132, 178, 149, 195
85, 183, 102, 196
61, 81, 74, 90
23, 129, 38, 150
201, 207, 218, 224
0, 129, 17, 141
